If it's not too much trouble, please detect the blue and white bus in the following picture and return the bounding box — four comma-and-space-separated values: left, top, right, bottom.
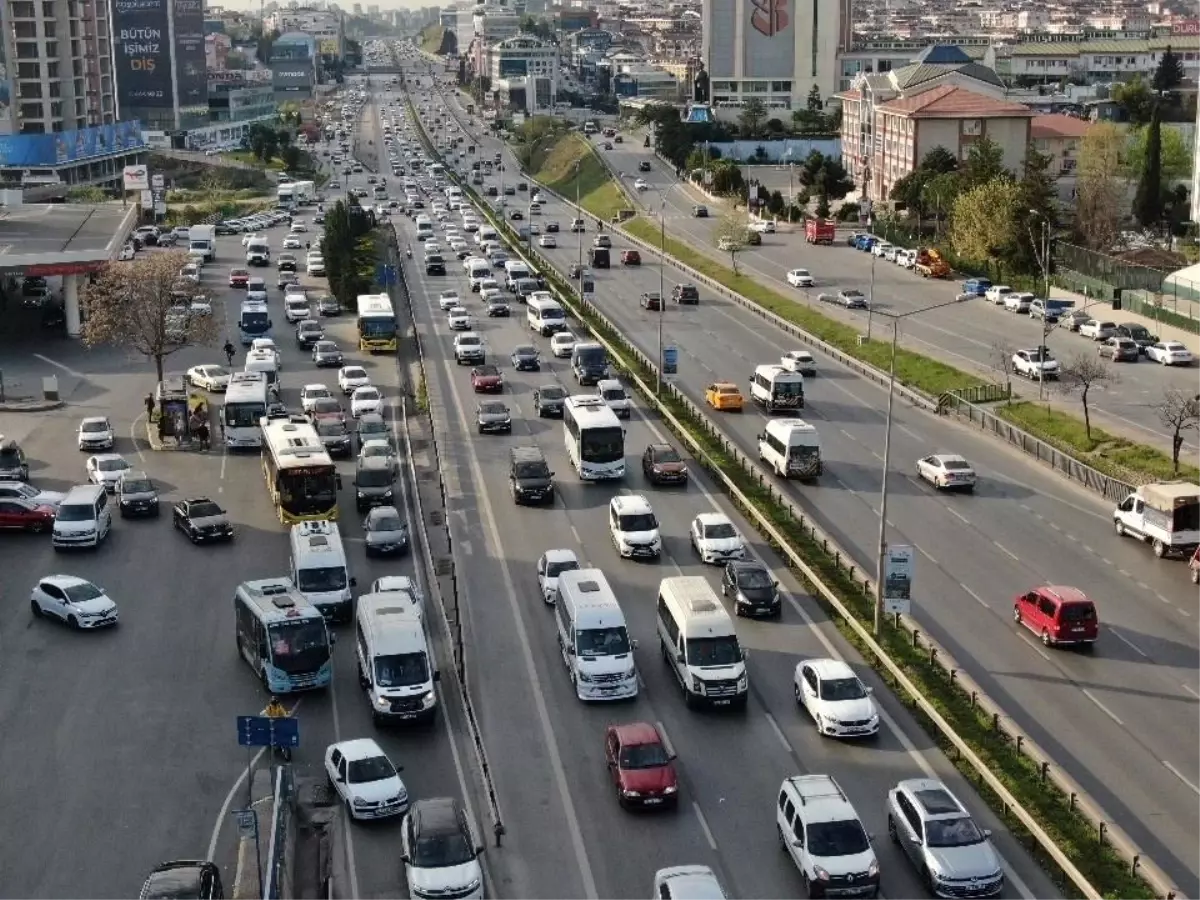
234, 578, 333, 693
222, 372, 270, 449
238, 299, 272, 345
563, 395, 625, 480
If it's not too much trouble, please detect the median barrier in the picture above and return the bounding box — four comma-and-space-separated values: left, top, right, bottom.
264, 764, 295, 900
406, 90, 1178, 900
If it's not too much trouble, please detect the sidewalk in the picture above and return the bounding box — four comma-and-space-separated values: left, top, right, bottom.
232, 768, 275, 900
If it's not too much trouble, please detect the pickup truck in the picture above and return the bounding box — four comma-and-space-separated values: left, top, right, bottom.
1113, 482, 1200, 558
914, 248, 950, 278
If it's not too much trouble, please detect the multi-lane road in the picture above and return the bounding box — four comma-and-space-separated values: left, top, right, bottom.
377, 73, 1060, 900
416, 73, 1200, 896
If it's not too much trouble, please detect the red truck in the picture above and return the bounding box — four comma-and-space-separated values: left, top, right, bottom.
804, 219, 836, 244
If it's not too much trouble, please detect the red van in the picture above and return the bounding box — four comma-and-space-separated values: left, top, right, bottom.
1013, 585, 1098, 648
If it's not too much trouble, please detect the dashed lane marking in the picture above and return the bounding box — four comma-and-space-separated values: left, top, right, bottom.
1108, 627, 1148, 658
692, 802, 719, 851
962, 584, 989, 609
763, 712, 792, 754
993, 541, 1020, 561
1162, 761, 1200, 796
1081, 689, 1124, 726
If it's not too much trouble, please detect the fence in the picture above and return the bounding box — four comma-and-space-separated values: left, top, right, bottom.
264, 764, 295, 900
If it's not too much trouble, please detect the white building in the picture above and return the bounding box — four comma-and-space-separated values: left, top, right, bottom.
488, 34, 558, 113
264, 8, 342, 55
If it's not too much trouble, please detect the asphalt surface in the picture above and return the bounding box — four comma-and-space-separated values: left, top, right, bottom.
420, 78, 1200, 896
0, 121, 475, 898
384, 70, 1060, 900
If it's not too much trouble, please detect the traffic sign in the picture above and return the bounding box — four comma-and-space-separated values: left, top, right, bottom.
232, 808, 258, 840
237, 714, 300, 748
663, 345, 678, 375
375, 263, 397, 286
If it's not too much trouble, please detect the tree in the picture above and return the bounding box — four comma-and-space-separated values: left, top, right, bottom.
949, 177, 1022, 272
797, 150, 854, 209
1058, 352, 1116, 441
1112, 76, 1156, 126
767, 190, 785, 215
1126, 120, 1193, 182
805, 84, 823, 113
323, 199, 378, 309
890, 149, 960, 216
1015, 143, 1059, 267
1075, 122, 1126, 250
67, 186, 110, 203
81, 251, 219, 383
990, 338, 1019, 392
922, 172, 961, 229
1155, 387, 1200, 475
738, 98, 768, 137
960, 137, 1007, 189
714, 211, 749, 274
1133, 103, 1164, 227
919, 147, 959, 175
1152, 46, 1185, 93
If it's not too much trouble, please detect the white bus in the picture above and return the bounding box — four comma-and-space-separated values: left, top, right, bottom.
222, 372, 270, 449
563, 395, 625, 480
356, 293, 397, 352
261, 417, 339, 524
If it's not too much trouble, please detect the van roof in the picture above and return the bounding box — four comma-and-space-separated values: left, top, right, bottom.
659, 576, 734, 636
291, 520, 346, 564
62, 482, 105, 502
357, 592, 425, 653
766, 418, 819, 439
557, 569, 625, 624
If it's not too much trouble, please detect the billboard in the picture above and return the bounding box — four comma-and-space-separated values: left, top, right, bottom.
498, 57, 528, 77
174, 0, 207, 112
271, 63, 314, 92
123, 164, 149, 189
113, 0, 172, 109
744, 0, 794, 78
0, 121, 146, 168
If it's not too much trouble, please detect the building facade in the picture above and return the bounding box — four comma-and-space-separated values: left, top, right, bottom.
264, 7, 343, 57
487, 34, 557, 114
205, 31, 231, 70
270, 31, 319, 102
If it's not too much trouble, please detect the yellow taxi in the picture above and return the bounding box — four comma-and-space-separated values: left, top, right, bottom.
705, 382, 744, 412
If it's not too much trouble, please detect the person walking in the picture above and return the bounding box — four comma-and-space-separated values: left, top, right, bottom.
144, 393, 154, 420
223, 339, 235, 366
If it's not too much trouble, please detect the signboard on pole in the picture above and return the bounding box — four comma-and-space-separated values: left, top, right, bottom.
140, 189, 154, 209
236, 714, 300, 748
124, 165, 150, 190
151, 173, 164, 189
882, 545, 913, 615
663, 345, 678, 375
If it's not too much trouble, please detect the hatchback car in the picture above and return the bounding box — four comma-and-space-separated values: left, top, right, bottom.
31, 575, 119, 629
536, 548, 580, 602
605, 722, 678, 809
77, 416, 115, 451
1098, 337, 1140, 362
690, 513, 745, 564
721, 560, 780, 617
476, 401, 512, 434
87, 453, 132, 492
1013, 585, 1098, 648
363, 505, 409, 556
794, 658, 880, 737
138, 860, 224, 899
401, 798, 484, 900
312, 341, 343, 368
533, 384, 567, 417
510, 345, 540, 371
325, 738, 409, 820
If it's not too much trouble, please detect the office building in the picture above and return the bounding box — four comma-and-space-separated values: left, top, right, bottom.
488, 35, 558, 113
264, 7, 344, 57
270, 31, 319, 101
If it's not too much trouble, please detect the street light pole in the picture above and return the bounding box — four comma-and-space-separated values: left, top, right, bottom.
1028, 209, 1052, 401
657, 196, 666, 395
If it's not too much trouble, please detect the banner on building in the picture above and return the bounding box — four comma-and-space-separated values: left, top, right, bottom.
174, 0, 207, 112
125, 166, 151, 190
881, 544, 914, 616
0, 121, 146, 168
113, 0, 172, 109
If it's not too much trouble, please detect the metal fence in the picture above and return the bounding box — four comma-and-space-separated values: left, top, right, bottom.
264, 764, 295, 900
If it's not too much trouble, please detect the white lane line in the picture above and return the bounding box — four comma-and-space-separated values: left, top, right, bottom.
1182, 683, 1200, 700
840, 428, 855, 441
918, 546, 938, 566
946, 507, 970, 525
1108, 627, 1148, 658
1118, 568, 1133, 578
962, 584, 989, 609
569, 523, 582, 544
692, 802, 719, 851
1155, 592, 1172, 604
993, 541, 1019, 561
897, 424, 922, 441
1162, 761, 1200, 796
1081, 545, 1096, 556
1081, 689, 1124, 725
1135, 580, 1151, 592
654, 720, 676, 758
764, 712, 792, 753
130, 416, 147, 463
1048, 522, 1062, 531
328, 652, 362, 900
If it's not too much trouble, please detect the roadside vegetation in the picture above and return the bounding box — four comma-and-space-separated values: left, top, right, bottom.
514, 124, 628, 221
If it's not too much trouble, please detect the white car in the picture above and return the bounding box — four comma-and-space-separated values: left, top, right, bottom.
1079, 319, 1117, 340
1012, 347, 1059, 380
984, 285, 1012, 305
78, 416, 115, 451
324, 738, 409, 821
751, 219, 776, 233
780, 350, 816, 375
371, 575, 423, 614
290, 222, 308, 233
690, 512, 746, 564
634, 178, 648, 191
786, 268, 814, 287
307, 256, 326, 276
179, 264, 200, 284
250, 338, 281, 368
538, 234, 557, 248
301, 384, 335, 412
86, 453, 132, 492
536, 548, 580, 603
351, 386, 384, 418
609, 494, 661, 559
187, 365, 232, 392
916, 453, 977, 491
282, 236, 302, 250
438, 289, 461, 311
447, 306, 474, 330
118, 244, 135, 261
31, 575, 119, 629
550, 331, 577, 358
1003, 291, 1034, 313
189, 298, 213, 316
480, 287, 503, 305
401, 798, 484, 900
793, 658, 880, 737
242, 232, 263, 247
653, 866, 727, 900
338, 366, 371, 394
872, 242, 892, 258
1146, 341, 1195, 365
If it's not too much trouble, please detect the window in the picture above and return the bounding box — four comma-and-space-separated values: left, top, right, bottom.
15, 42, 40, 59
1038, 596, 1056, 617
43, 20, 55, 37
10, 1, 35, 16
18, 82, 42, 99
961, 119, 982, 136
13, 21, 38, 38
20, 102, 43, 120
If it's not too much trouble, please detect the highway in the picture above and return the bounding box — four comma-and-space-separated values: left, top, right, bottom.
417, 74, 1200, 896
386, 71, 1060, 900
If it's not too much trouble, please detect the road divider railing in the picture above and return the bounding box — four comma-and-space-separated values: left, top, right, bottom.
402, 97, 1177, 900
264, 764, 295, 900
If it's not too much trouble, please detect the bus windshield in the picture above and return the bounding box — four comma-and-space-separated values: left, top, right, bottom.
576, 626, 631, 657
268, 620, 330, 674
686, 635, 743, 667
240, 310, 270, 332
225, 401, 266, 427
359, 317, 396, 338
581, 426, 624, 464
374, 652, 430, 688
576, 346, 605, 367
278, 469, 338, 516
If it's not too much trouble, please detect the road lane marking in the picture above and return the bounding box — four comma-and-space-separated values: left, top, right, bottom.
764, 712, 792, 753
1017, 635, 1051, 661
1108, 627, 1148, 658
1182, 683, 1200, 700
32, 353, 87, 379
569, 523, 582, 543
654, 720, 676, 758
130, 415, 147, 463
993, 541, 1019, 561
946, 507, 970, 525
1162, 761, 1200, 796
918, 546, 938, 566
897, 424, 922, 441
962, 584, 989, 608
1081, 689, 1124, 725
692, 802, 719, 851
328, 656, 363, 900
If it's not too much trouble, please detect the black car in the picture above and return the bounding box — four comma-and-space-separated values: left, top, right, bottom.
363, 505, 410, 556
173, 498, 234, 543
296, 319, 324, 348
477, 400, 512, 434
511, 345, 540, 371
317, 294, 341, 316
138, 860, 225, 900
277, 254, 297, 273
642, 442, 688, 485
721, 560, 781, 618
532, 384, 567, 417
313, 415, 352, 457
312, 340, 343, 367
503, 185, 516, 196
485, 186, 498, 197
425, 254, 446, 275
638, 161, 652, 172
116, 470, 160, 518
545, 221, 560, 233
1114, 323, 1158, 352
672, 284, 700, 305
516, 181, 528, 192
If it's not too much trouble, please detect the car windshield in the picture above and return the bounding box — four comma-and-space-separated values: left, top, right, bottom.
576, 625, 631, 657
704, 522, 737, 539
267, 620, 329, 669
122, 478, 154, 493
374, 651, 429, 687
735, 567, 772, 589
63, 581, 105, 603
358, 467, 393, 488
315, 343, 337, 353
55, 503, 94, 521
843, 291, 864, 299
515, 462, 549, 479
459, 337, 480, 347
514, 346, 536, 357
312, 399, 340, 414
356, 389, 380, 400
619, 742, 670, 769
316, 421, 347, 437
480, 403, 507, 415
343, 368, 366, 379
347, 755, 396, 784
539, 386, 566, 400
297, 566, 348, 593
926, 816, 986, 847
819, 676, 867, 701
369, 512, 405, 533
413, 823, 474, 869
225, 402, 266, 427
81, 421, 109, 432
581, 426, 623, 463
601, 388, 625, 401
686, 635, 742, 667
619, 513, 657, 532
475, 366, 498, 377
806, 820, 871, 857
189, 501, 223, 518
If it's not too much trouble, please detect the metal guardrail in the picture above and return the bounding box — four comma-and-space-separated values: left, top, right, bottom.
415, 91, 1180, 899
264, 764, 295, 900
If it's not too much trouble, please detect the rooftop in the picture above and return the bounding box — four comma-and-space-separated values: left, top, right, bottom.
879, 84, 1035, 118
1031, 114, 1092, 139
0, 202, 135, 272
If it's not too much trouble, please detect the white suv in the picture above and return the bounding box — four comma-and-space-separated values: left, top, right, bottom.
1012, 348, 1059, 380
777, 775, 880, 898
608, 494, 661, 559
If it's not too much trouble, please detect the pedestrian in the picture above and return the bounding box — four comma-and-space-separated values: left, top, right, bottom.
144, 393, 154, 420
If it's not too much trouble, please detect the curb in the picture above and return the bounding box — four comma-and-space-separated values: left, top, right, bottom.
0, 399, 65, 412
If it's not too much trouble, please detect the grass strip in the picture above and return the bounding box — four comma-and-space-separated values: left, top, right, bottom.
531, 133, 629, 222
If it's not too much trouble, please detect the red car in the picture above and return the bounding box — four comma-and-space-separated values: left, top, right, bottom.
621, 249, 641, 266
228, 268, 250, 288
1013, 585, 1098, 648
605, 722, 678, 809
471, 364, 503, 393
0, 497, 56, 533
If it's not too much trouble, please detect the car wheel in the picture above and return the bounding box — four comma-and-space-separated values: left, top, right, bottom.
1041, 629, 1053, 647
1114, 519, 1125, 537
31, 598, 43, 618
1012, 605, 1021, 625
67, 614, 80, 629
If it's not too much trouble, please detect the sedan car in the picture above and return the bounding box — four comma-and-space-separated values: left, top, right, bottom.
317, 294, 341, 316
312, 341, 344, 368
780, 350, 816, 376
536, 548, 580, 603
916, 453, 977, 492
621, 249, 641, 266
187, 365, 231, 392
509, 345, 541, 372
690, 513, 745, 564
538, 234, 557, 248
642, 442, 688, 486
838, 289, 868, 308
437, 289, 460, 311
338, 366, 371, 395
313, 415, 352, 457
363, 505, 410, 556
173, 497, 234, 543
1098, 337, 1140, 362
476, 400, 512, 434
1146, 341, 1195, 365
470, 365, 503, 393
545, 221, 560, 233
705, 382, 743, 412
605, 722, 678, 809
533, 384, 567, 417
358, 438, 398, 473
721, 560, 780, 618
550, 332, 577, 359
350, 386, 384, 418
296, 319, 325, 348
31, 575, 119, 629
486, 297, 510, 317
78, 416, 116, 451
325, 738, 408, 821
228, 268, 250, 288
138, 861, 224, 900
277, 253, 298, 272
301, 384, 335, 413
447, 306, 474, 330
282, 236, 303, 250
0, 497, 57, 532
787, 268, 814, 288
86, 453, 132, 492
640, 292, 662, 310
355, 414, 391, 452
794, 657, 880, 738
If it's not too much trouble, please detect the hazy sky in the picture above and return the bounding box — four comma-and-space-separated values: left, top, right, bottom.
219, 0, 431, 11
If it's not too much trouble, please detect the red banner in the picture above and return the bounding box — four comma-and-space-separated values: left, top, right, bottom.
22, 261, 107, 276
1171, 20, 1199, 34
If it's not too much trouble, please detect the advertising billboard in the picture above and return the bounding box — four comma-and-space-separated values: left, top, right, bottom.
498, 57, 528, 77
271, 63, 314, 93
174, 0, 207, 113
0, 121, 146, 168
744, 0, 795, 78
113, 0, 172, 109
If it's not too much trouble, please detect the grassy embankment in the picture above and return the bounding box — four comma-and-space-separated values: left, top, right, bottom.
419, 25, 445, 55
530, 133, 628, 223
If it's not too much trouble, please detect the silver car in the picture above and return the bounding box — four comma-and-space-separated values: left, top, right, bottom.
363, 505, 409, 556
886, 778, 1003, 898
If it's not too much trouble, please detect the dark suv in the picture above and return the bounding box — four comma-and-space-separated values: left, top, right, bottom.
354, 456, 395, 512
509, 446, 554, 505
138, 860, 224, 899
672, 284, 699, 305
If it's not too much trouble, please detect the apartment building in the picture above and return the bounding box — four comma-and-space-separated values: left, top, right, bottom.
206, 32, 231, 70
1008, 35, 1200, 81
263, 7, 343, 57
488, 34, 558, 113
614, 63, 679, 100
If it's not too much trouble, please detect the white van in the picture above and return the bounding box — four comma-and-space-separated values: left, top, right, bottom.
503, 259, 531, 290
656, 576, 748, 708
245, 238, 270, 266
244, 349, 280, 390
52, 483, 113, 550
527, 294, 566, 335
356, 591, 439, 724
476, 225, 498, 246
554, 569, 638, 701
415, 215, 434, 241
749, 363, 805, 412
757, 419, 822, 479
284, 292, 311, 323
290, 520, 356, 621
467, 257, 492, 290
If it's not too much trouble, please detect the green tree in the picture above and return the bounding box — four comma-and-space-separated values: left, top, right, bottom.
1126, 120, 1193, 181
1152, 45, 1185, 93
323, 199, 378, 309
920, 146, 959, 175
805, 84, 823, 113
797, 150, 854, 208
1076, 121, 1127, 249
67, 185, 110, 203
1133, 103, 1164, 227
767, 190, 785, 215
922, 172, 961, 228
949, 177, 1023, 274
889, 147, 960, 214
960, 137, 1007, 189
1112, 76, 1156, 125
281, 145, 303, 172
1015, 144, 1059, 266
738, 98, 768, 137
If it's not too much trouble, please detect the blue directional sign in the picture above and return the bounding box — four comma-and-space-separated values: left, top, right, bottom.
375, 263, 398, 286
663, 345, 679, 375
232, 808, 258, 840
237, 714, 300, 749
